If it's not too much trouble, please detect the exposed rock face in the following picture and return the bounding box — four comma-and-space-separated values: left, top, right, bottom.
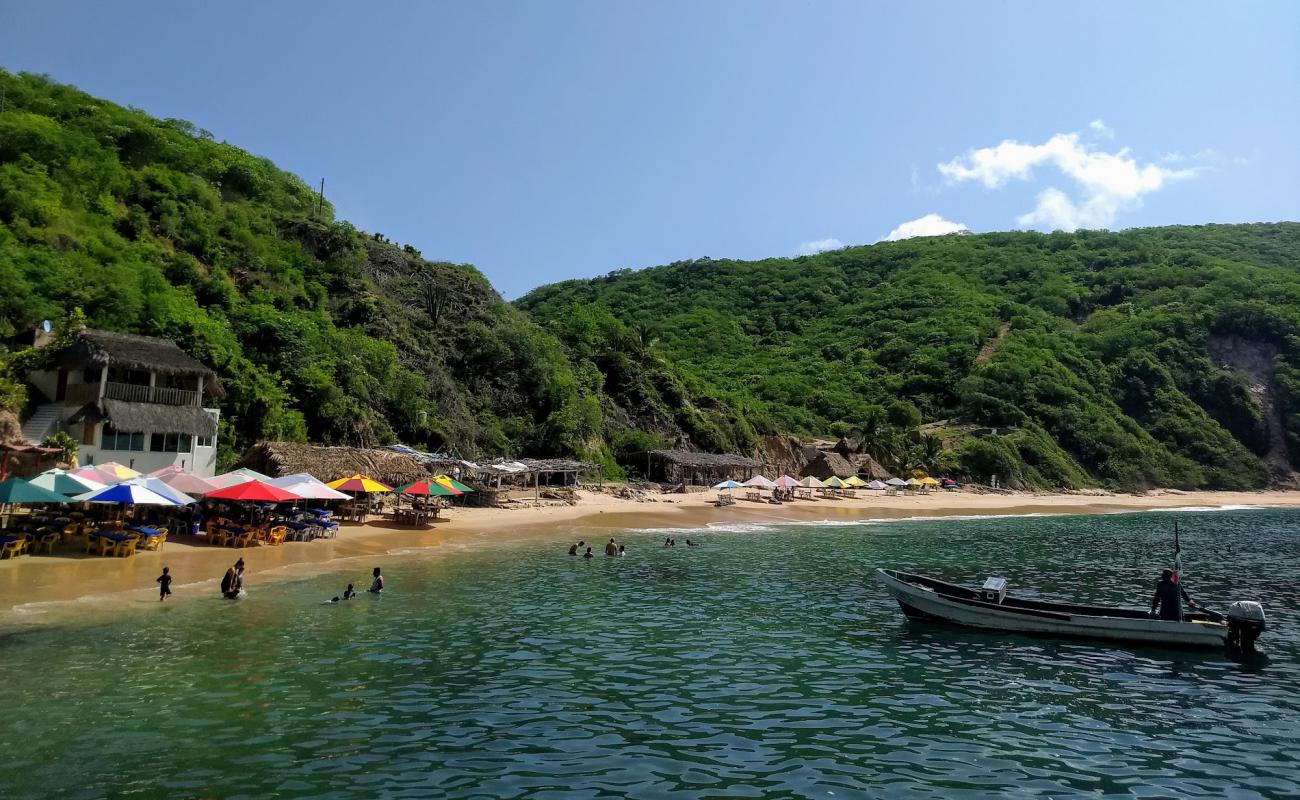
752, 434, 806, 477
1207, 335, 1295, 482
0, 410, 20, 444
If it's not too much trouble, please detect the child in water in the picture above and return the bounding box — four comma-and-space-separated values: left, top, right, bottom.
157, 566, 173, 601
583, 547, 594, 559
618, 544, 626, 556
331, 583, 357, 603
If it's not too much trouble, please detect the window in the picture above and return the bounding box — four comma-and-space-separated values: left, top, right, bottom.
102, 424, 145, 452
196, 435, 213, 448
150, 432, 193, 453
82, 368, 100, 385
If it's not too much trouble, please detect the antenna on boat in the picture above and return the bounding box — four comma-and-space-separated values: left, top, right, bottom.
1173, 519, 1182, 582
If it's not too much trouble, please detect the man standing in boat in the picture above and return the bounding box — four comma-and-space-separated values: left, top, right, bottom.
1150, 569, 1198, 621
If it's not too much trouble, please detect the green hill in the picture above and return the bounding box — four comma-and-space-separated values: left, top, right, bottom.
518, 224, 1300, 490
0, 70, 745, 470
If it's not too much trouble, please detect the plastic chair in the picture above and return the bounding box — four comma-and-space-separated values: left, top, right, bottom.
113, 538, 137, 558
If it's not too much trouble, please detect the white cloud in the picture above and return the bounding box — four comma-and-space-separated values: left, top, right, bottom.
1088, 119, 1115, 139
797, 237, 843, 255
883, 213, 969, 242
937, 127, 1194, 231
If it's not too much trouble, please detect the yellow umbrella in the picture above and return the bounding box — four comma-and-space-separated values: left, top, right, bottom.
843, 476, 868, 488
822, 476, 847, 488
917, 476, 940, 486
326, 474, 392, 493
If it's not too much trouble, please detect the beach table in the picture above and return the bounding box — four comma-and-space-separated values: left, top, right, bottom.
284, 521, 315, 542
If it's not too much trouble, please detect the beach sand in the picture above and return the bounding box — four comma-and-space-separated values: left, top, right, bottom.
2, 487, 1297, 630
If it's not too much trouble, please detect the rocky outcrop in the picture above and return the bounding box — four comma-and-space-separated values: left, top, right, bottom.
1208, 334, 1295, 482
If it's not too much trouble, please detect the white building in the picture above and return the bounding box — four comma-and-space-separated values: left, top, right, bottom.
20, 328, 222, 477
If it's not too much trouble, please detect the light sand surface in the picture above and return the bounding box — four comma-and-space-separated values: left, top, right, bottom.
2, 488, 1297, 630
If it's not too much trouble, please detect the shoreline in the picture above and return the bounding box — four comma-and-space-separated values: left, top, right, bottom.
2, 488, 1298, 631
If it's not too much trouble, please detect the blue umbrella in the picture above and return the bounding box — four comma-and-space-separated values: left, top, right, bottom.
74, 483, 179, 506
712, 480, 744, 490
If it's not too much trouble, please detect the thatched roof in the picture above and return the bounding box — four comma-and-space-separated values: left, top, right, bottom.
520, 458, 595, 472
233, 441, 429, 484
646, 450, 759, 468
850, 453, 891, 480
73, 399, 218, 437
804, 451, 856, 479
57, 330, 221, 391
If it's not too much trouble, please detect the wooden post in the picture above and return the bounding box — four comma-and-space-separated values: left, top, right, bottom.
98, 366, 108, 402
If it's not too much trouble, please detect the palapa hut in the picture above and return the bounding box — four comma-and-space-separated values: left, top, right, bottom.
803, 451, 857, 481
849, 453, 891, 481
233, 442, 429, 486
634, 450, 758, 485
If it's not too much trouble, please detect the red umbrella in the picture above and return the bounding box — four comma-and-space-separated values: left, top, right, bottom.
204, 480, 301, 503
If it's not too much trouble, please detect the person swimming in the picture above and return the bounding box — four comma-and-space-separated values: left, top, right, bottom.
618, 544, 626, 557
583, 547, 594, 559
331, 583, 357, 603
568, 543, 578, 556
367, 567, 384, 594
605, 537, 618, 557
686, 539, 699, 546
220, 559, 245, 599
664, 537, 672, 547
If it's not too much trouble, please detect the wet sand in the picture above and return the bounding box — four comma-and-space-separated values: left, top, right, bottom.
1, 487, 1297, 630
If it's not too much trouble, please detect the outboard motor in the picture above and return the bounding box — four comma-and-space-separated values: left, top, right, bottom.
1226, 601, 1267, 653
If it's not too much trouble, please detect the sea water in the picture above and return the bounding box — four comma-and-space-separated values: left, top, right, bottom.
0, 508, 1297, 799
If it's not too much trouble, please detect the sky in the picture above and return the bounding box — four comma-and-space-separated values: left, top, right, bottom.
2, 1, 1298, 297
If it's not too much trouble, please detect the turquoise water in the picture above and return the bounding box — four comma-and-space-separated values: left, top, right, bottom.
1, 508, 1298, 799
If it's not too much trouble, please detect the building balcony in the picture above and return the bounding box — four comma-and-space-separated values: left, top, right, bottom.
65, 381, 201, 407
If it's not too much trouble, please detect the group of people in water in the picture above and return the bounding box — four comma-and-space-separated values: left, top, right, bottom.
151, 560, 386, 603
566, 536, 702, 557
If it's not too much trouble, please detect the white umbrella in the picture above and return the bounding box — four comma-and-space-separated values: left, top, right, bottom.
744, 475, 776, 489
276, 479, 351, 501
866, 480, 888, 490
208, 468, 272, 489
774, 475, 800, 488
885, 477, 909, 486
712, 480, 744, 490
123, 476, 196, 505
31, 468, 106, 496
74, 483, 179, 505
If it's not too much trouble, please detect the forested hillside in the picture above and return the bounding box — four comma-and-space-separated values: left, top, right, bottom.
0, 70, 745, 470
519, 223, 1300, 490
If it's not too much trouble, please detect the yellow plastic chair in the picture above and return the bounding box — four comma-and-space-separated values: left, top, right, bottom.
267, 526, 287, 546
0, 539, 26, 559
113, 538, 137, 558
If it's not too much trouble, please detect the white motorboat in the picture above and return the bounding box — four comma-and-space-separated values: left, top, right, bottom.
877, 568, 1265, 650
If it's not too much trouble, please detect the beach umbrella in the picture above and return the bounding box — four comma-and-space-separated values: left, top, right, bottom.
433, 474, 474, 493
712, 480, 743, 490
744, 475, 776, 489
798, 476, 826, 488
31, 468, 106, 496
74, 483, 178, 505
208, 468, 273, 489
774, 475, 800, 488
843, 475, 868, 488
147, 465, 185, 478
159, 470, 220, 497
866, 480, 888, 490
885, 477, 908, 487
0, 477, 70, 504
270, 474, 352, 500
327, 474, 393, 493
205, 480, 301, 503
904, 478, 919, 487
123, 476, 197, 506
92, 462, 141, 482
823, 476, 847, 488
395, 479, 459, 497
917, 476, 940, 486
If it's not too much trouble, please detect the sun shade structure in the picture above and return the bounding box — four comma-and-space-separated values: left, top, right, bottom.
822, 476, 847, 488
744, 475, 777, 489
123, 476, 196, 505
74, 483, 178, 505
799, 476, 826, 488
774, 475, 800, 488
395, 479, 459, 497
269, 474, 351, 500
208, 468, 274, 489
433, 475, 474, 493
158, 471, 220, 497
842, 476, 868, 488
31, 468, 106, 496
0, 477, 70, 504
866, 480, 888, 490
885, 477, 909, 487
712, 479, 744, 490
327, 474, 393, 493
83, 462, 141, 483
204, 480, 301, 503
917, 476, 941, 486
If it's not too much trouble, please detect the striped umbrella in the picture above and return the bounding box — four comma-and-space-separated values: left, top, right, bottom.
432, 474, 473, 493
326, 474, 393, 493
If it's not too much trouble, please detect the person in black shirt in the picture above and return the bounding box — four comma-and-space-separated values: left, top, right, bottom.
156, 566, 173, 601
1151, 569, 1197, 621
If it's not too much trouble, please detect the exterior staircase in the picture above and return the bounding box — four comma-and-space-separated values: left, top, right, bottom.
19, 403, 64, 445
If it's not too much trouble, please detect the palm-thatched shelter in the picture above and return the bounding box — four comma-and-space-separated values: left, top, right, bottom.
803, 451, 857, 480
233, 442, 429, 485
631, 450, 758, 485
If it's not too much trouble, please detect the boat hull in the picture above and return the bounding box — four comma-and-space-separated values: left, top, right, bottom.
878, 569, 1228, 649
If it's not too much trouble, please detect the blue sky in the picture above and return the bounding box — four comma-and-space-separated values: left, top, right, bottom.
3, 1, 1298, 296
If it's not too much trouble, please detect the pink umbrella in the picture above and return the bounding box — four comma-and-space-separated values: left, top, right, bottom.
774, 475, 801, 488
159, 471, 220, 496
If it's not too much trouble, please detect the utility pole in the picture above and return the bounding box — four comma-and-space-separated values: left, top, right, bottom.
316, 178, 325, 218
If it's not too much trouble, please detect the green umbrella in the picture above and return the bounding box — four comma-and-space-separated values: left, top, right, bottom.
0, 477, 69, 505
433, 475, 474, 493
395, 480, 458, 497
